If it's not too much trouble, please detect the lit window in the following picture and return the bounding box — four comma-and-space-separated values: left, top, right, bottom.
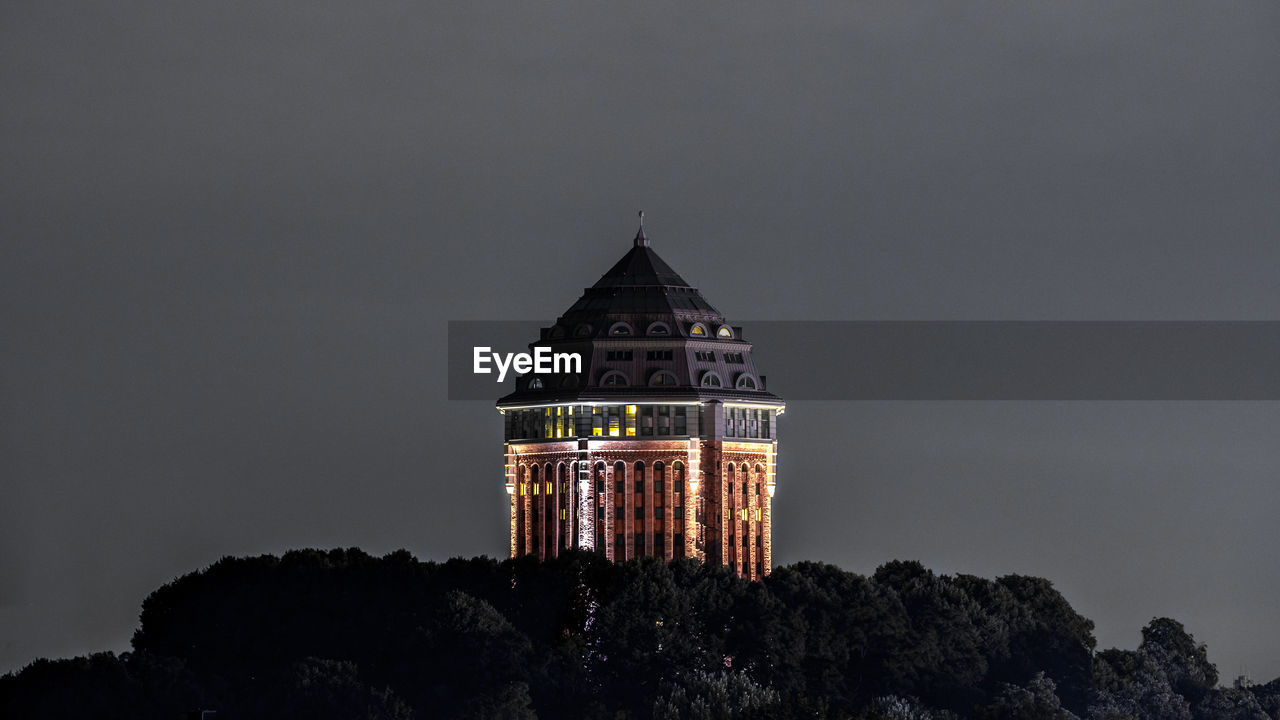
754, 508, 762, 521
625, 404, 637, 436
690, 323, 707, 336
717, 326, 733, 338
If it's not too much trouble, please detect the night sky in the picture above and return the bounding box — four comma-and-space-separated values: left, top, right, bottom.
4, 2, 1279, 680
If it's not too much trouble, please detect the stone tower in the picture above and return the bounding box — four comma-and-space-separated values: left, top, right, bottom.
497, 218, 784, 579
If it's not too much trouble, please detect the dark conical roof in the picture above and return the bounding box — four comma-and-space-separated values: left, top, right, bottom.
497, 220, 781, 407
592, 244, 693, 289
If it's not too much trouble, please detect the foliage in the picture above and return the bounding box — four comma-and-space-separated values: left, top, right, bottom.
1, 550, 1273, 720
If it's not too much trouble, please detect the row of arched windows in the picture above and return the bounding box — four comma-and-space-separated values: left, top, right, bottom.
596, 369, 757, 389
548, 321, 737, 339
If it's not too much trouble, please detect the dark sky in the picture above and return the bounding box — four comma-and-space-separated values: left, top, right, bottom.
3, 1, 1279, 679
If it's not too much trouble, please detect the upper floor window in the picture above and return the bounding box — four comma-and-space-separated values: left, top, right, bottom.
689, 323, 708, 337
528, 377, 544, 390
735, 374, 757, 390
646, 349, 673, 361
724, 352, 744, 363
700, 371, 723, 388
609, 322, 634, 336
606, 350, 633, 361
646, 322, 671, 336
717, 326, 733, 338
573, 324, 593, 337
649, 371, 678, 386
601, 371, 629, 386
694, 350, 715, 362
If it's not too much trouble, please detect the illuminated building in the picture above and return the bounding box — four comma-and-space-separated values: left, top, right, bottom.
497, 217, 784, 579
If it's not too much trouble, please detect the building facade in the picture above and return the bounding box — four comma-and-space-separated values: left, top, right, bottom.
497, 220, 784, 579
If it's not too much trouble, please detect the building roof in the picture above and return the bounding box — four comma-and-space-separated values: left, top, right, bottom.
497, 221, 782, 407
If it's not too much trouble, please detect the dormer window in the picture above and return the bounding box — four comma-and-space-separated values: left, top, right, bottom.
573, 324, 593, 337
528, 377, 544, 390
646, 322, 671, 336
717, 326, 733, 338
690, 323, 708, 337
700, 371, 723, 388
649, 371, 678, 386
735, 374, 757, 390
608, 322, 634, 336
600, 371, 629, 386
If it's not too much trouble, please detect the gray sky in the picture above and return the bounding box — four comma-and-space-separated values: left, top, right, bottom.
3, 1, 1279, 680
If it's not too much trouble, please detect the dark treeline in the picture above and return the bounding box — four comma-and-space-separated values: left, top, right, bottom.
2, 549, 1277, 719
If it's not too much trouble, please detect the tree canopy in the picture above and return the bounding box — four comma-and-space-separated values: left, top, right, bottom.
2, 549, 1274, 719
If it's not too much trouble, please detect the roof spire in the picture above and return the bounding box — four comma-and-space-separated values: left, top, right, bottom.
634, 210, 649, 247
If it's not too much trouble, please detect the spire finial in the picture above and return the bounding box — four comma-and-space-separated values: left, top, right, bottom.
634, 210, 649, 247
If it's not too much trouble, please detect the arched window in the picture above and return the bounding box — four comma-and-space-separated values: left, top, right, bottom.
600, 370, 629, 386
649, 370, 678, 386
573, 324, 593, 337
689, 323, 708, 337
549, 326, 566, 339
654, 461, 665, 494
700, 371, 723, 388
634, 461, 646, 494
608, 322, 634, 336
529, 377, 543, 390
735, 374, 757, 390
673, 461, 685, 494
595, 461, 607, 492
646, 321, 671, 336
717, 325, 733, 338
